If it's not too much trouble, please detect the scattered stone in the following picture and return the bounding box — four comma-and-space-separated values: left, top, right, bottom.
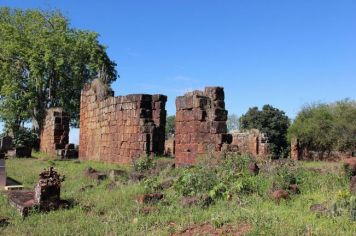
201, 195, 214, 208
79, 185, 94, 192
84, 167, 107, 181
181, 196, 200, 208
310, 204, 328, 214
248, 162, 260, 175
108, 169, 127, 182
139, 206, 160, 215
135, 193, 164, 205
129, 171, 146, 182
350, 176, 356, 194
7, 190, 36, 217
271, 189, 289, 202
0, 217, 10, 227
289, 184, 300, 194
180, 195, 214, 208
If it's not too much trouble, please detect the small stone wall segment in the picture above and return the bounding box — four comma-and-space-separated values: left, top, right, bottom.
175, 87, 231, 165
39, 108, 70, 155
0, 153, 5, 187
79, 82, 167, 164
231, 129, 269, 158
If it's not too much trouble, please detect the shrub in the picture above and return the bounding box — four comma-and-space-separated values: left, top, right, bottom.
13, 127, 38, 149
133, 155, 155, 172
174, 167, 218, 196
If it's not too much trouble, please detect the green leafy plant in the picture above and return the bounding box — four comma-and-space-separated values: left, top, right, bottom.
133, 155, 155, 172
174, 167, 218, 196
13, 127, 38, 148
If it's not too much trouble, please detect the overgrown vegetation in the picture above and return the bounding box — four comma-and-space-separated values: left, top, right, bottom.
12, 127, 38, 149
288, 99, 356, 154
165, 115, 176, 137
0, 154, 355, 235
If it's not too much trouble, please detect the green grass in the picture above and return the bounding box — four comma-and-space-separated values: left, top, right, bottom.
0, 155, 355, 236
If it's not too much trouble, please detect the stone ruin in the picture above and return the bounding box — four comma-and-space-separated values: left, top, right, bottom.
230, 129, 270, 158
6, 167, 65, 217
290, 139, 352, 161
0, 152, 5, 187
36, 81, 271, 165
79, 79, 167, 164
39, 108, 78, 158
175, 87, 232, 165
0, 135, 13, 153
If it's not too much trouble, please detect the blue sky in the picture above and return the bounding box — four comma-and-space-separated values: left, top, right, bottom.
1, 0, 356, 144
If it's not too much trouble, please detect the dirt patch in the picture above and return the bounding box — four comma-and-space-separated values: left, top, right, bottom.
172, 222, 251, 236
84, 167, 107, 181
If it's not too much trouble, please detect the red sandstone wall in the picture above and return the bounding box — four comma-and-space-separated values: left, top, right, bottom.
40, 108, 70, 155
231, 129, 270, 158
79, 81, 167, 164
175, 87, 232, 165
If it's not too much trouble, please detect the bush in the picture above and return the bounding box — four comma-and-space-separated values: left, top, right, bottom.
288, 100, 356, 155
133, 155, 155, 172
13, 127, 38, 149
174, 166, 218, 196
270, 160, 301, 190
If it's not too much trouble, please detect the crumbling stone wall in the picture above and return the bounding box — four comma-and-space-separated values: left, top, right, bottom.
290, 139, 351, 161
0, 153, 5, 187
175, 87, 232, 165
79, 80, 167, 164
231, 129, 270, 158
40, 108, 70, 155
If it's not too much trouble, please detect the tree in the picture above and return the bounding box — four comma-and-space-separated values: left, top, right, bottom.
240, 105, 290, 157
165, 115, 176, 137
227, 114, 239, 132
288, 100, 356, 154
0, 7, 117, 135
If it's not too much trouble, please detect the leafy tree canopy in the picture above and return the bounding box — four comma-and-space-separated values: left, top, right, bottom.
288, 99, 356, 153
0, 7, 118, 135
240, 105, 290, 157
227, 113, 239, 132
165, 115, 176, 137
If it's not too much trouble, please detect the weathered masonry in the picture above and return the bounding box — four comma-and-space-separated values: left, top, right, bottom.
79, 80, 167, 164
175, 87, 232, 165
40, 108, 70, 155
231, 129, 270, 158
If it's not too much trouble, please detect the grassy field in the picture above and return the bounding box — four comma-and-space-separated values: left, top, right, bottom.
0, 153, 355, 236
